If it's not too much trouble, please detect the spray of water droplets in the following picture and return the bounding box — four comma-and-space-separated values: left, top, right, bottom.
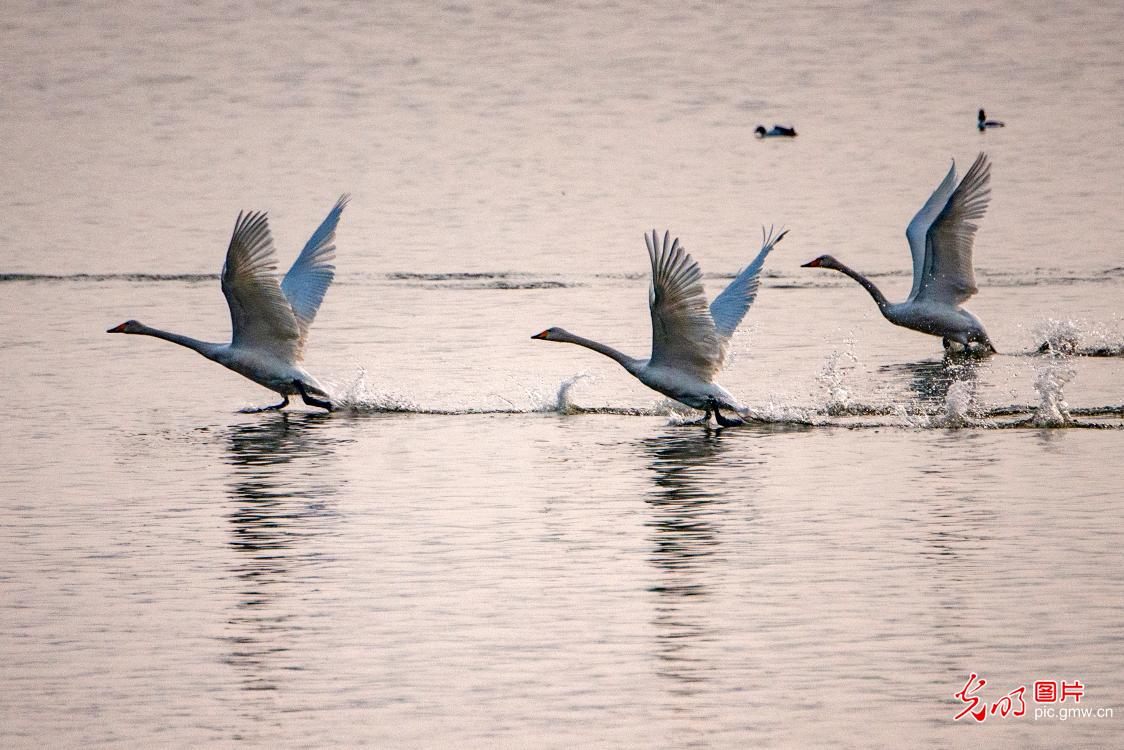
1031, 357, 1076, 427
816, 339, 858, 415
1034, 317, 1124, 357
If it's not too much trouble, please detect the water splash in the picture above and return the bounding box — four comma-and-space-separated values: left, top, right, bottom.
336, 369, 603, 415
1031, 358, 1076, 427
332, 367, 422, 412
741, 400, 819, 426
525, 372, 594, 414
889, 402, 935, 428
1034, 317, 1124, 357
817, 339, 858, 415
664, 403, 705, 426
245, 366, 1120, 428
941, 380, 976, 428
887, 384, 981, 429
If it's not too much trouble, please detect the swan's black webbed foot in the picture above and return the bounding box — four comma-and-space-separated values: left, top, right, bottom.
707, 397, 745, 428
294, 380, 334, 412
714, 409, 745, 428
249, 395, 289, 412
942, 336, 952, 350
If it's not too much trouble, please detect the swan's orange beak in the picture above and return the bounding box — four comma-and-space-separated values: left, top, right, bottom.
107, 322, 127, 333
801, 258, 823, 268
531, 330, 548, 340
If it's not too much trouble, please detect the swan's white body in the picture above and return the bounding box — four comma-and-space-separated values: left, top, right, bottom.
803, 153, 995, 352
632, 362, 741, 411
108, 196, 349, 410
210, 344, 328, 397
533, 228, 786, 421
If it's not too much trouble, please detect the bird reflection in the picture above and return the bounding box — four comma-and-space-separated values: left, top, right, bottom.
641, 428, 747, 693
907, 431, 1003, 672
880, 357, 982, 409
646, 431, 730, 586
222, 412, 346, 693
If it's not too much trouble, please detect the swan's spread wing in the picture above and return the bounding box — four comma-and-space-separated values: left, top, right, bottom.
915, 152, 991, 306
709, 226, 787, 341
221, 211, 302, 361
905, 161, 958, 302
646, 230, 721, 381
281, 194, 349, 334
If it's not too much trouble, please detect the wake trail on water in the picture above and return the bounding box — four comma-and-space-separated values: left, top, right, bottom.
328, 368, 663, 417
306, 362, 1123, 429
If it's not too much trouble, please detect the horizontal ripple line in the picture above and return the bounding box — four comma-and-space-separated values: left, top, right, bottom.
4, 266, 1123, 288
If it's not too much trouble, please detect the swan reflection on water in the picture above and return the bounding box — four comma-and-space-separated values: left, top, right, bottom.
644, 430, 732, 584
880, 357, 982, 408
221, 413, 348, 693
640, 428, 759, 693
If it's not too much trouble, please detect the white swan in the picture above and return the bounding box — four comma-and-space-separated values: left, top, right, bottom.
107, 195, 349, 411
532, 228, 786, 426
802, 153, 996, 353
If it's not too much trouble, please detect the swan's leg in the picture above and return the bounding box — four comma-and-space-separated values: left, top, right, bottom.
699, 398, 716, 425
942, 336, 952, 350
709, 398, 745, 428
294, 381, 334, 412
714, 408, 745, 428
248, 395, 289, 412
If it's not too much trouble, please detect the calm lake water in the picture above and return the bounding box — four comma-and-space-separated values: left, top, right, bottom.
2, 0, 1123, 747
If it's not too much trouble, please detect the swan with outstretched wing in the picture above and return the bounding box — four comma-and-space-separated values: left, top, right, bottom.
108, 195, 349, 411
802, 153, 995, 353
533, 227, 786, 426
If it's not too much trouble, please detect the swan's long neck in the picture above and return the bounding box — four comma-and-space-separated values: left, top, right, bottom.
831, 262, 891, 312
130, 324, 223, 359
559, 332, 643, 374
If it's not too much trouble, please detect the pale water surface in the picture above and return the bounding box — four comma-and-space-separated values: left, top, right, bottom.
2, 0, 1123, 747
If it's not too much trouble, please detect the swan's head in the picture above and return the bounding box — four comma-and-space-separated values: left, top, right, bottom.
754, 125, 767, 137
531, 327, 571, 342
801, 255, 843, 271
107, 320, 142, 334
978, 108, 986, 121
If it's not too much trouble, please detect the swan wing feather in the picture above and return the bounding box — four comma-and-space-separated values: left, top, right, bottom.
915, 152, 991, 306
221, 211, 302, 361
646, 230, 721, 381
281, 194, 348, 335
709, 225, 786, 342
905, 160, 959, 302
